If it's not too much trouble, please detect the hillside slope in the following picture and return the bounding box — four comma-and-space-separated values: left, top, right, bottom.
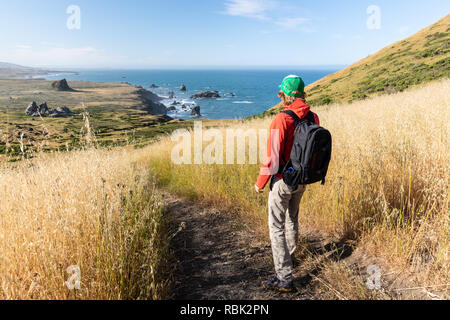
0, 62, 49, 79
265, 14, 449, 114
0, 62, 31, 70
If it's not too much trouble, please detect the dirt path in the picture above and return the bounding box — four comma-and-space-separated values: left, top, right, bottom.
163, 191, 438, 300
163, 192, 354, 300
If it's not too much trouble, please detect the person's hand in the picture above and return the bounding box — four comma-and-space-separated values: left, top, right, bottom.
255, 184, 264, 194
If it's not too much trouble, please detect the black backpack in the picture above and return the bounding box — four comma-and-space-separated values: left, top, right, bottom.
280, 110, 332, 188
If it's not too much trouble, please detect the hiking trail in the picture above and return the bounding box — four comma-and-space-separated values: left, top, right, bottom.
164, 191, 350, 300
162, 192, 428, 300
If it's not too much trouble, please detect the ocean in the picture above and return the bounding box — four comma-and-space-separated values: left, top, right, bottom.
45, 69, 338, 120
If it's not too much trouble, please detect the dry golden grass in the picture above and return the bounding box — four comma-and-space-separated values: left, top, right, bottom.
147, 78, 449, 295
0, 146, 172, 300
0, 79, 447, 300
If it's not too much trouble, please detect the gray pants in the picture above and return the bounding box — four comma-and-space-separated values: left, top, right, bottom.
268, 177, 306, 282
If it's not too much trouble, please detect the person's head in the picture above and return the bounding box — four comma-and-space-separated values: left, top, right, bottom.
278, 75, 306, 106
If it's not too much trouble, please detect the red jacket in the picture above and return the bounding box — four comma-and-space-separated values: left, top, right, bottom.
256, 99, 320, 190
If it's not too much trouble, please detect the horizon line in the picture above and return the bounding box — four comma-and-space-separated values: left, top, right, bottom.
40, 65, 347, 71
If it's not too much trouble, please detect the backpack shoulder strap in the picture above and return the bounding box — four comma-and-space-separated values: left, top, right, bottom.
306, 111, 316, 123
281, 110, 301, 126
282, 110, 315, 125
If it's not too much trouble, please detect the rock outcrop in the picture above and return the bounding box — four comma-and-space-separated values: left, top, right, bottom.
180, 84, 187, 91
168, 91, 175, 99
26, 102, 50, 116
191, 91, 220, 99
50, 106, 73, 117
39, 102, 49, 116
26, 102, 73, 117
25, 102, 39, 116
191, 106, 201, 117
150, 84, 159, 88
56, 106, 71, 114
51, 79, 73, 91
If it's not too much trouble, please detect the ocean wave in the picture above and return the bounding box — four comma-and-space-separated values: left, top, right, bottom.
232, 101, 254, 104
181, 99, 196, 105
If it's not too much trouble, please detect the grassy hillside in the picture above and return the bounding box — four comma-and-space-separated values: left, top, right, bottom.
0, 79, 193, 160
0, 79, 241, 161
265, 14, 449, 115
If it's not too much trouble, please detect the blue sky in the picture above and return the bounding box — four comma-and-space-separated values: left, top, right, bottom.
0, 0, 448, 68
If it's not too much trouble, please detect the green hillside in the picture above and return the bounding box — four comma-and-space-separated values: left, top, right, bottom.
265, 14, 449, 115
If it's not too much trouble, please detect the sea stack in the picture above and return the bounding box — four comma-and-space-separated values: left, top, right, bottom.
191, 91, 220, 99
191, 106, 201, 117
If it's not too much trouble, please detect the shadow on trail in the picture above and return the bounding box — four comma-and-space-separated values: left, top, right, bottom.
164, 191, 356, 300
293, 235, 355, 290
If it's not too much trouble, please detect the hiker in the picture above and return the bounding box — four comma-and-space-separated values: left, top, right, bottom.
255, 75, 321, 292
